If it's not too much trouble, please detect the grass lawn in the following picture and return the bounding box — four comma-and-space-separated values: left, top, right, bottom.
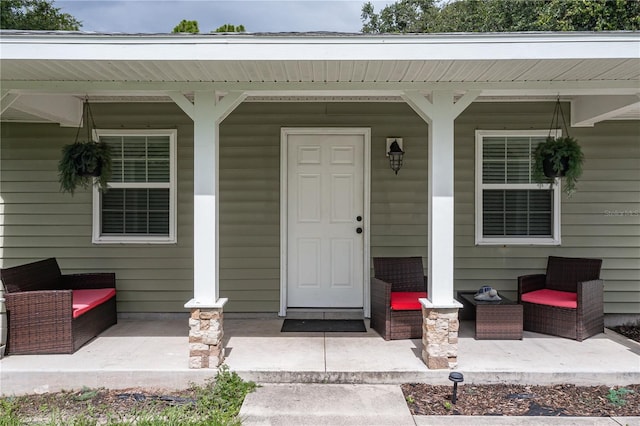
0, 365, 256, 426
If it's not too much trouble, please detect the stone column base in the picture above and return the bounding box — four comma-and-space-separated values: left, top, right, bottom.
421, 306, 460, 369
188, 308, 224, 369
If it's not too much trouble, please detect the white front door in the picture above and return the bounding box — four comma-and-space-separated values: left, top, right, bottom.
285, 130, 366, 308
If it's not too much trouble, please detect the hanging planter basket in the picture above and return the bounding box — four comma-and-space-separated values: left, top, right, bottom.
542, 155, 569, 178
58, 98, 112, 195
532, 98, 584, 196
78, 162, 102, 178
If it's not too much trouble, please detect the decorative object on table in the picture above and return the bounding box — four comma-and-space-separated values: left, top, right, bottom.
474, 285, 501, 301
58, 98, 112, 194
532, 98, 584, 196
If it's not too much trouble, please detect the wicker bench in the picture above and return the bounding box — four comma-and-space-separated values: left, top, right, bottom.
0, 258, 117, 355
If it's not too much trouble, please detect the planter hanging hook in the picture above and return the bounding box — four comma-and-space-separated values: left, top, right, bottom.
548, 96, 570, 139
73, 96, 98, 145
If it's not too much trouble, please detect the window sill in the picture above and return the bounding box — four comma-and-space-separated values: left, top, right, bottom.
475, 238, 561, 246
92, 236, 177, 245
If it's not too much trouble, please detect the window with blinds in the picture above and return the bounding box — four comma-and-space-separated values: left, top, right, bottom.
92, 130, 177, 244
475, 130, 561, 245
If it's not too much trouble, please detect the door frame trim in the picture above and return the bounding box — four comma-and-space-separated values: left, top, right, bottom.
279, 127, 371, 317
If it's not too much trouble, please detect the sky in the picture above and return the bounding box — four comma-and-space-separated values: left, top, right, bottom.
56, 0, 392, 34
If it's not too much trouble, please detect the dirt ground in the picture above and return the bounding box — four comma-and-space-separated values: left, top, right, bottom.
613, 323, 640, 343
402, 383, 640, 417
402, 325, 640, 417
11, 383, 640, 421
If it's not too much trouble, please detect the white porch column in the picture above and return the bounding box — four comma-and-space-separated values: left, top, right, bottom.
169, 90, 246, 368
192, 91, 220, 306
402, 90, 478, 306
403, 90, 478, 369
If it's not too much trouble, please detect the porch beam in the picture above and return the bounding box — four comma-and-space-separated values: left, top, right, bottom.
179, 91, 245, 309
571, 95, 640, 127
402, 90, 479, 306
1, 93, 82, 126
2, 79, 638, 94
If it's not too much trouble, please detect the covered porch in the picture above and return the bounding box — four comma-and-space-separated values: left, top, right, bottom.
1, 316, 638, 396
1, 31, 639, 372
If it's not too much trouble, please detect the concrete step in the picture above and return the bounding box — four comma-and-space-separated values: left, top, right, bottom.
239, 383, 415, 426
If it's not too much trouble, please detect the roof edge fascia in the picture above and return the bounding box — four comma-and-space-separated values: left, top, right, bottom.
0, 29, 638, 41
1, 31, 638, 61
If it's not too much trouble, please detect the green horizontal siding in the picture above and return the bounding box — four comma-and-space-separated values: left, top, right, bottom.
1, 101, 638, 315
454, 103, 640, 315
219, 102, 428, 312
1, 103, 194, 313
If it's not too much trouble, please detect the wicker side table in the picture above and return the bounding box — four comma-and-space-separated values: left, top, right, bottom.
457, 292, 523, 340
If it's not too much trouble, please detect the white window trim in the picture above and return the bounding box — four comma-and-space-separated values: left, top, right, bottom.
92, 129, 177, 244
475, 129, 561, 246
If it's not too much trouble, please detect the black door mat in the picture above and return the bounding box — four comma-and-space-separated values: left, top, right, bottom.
281, 319, 367, 333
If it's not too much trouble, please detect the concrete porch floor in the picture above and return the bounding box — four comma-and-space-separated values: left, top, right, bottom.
1, 317, 638, 396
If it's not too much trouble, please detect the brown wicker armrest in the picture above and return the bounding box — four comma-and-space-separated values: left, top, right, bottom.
576, 279, 604, 307
371, 277, 392, 306
517, 274, 546, 301
62, 273, 116, 290
5, 289, 73, 313
4, 290, 75, 354
370, 277, 392, 339
576, 279, 604, 341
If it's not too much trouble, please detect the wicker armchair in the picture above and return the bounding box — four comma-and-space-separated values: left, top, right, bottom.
517, 256, 603, 341
370, 257, 427, 340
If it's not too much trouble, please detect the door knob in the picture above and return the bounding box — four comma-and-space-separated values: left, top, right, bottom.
356, 227, 363, 234
356, 216, 362, 222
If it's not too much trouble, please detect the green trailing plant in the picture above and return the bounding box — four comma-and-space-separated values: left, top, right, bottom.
533, 136, 584, 196
58, 99, 112, 195
533, 99, 584, 196
58, 141, 112, 194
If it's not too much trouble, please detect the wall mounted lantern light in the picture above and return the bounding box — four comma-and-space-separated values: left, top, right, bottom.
386, 138, 404, 175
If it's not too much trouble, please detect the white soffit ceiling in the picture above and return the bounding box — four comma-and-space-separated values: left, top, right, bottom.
1, 31, 638, 123
1, 58, 638, 84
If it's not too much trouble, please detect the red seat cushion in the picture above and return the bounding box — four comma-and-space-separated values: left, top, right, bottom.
72, 288, 116, 318
390, 291, 427, 310
521, 289, 577, 309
